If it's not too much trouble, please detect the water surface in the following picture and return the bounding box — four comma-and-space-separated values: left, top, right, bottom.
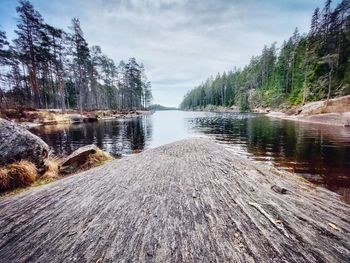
31, 111, 350, 201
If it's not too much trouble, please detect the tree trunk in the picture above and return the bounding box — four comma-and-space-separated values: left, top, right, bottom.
326, 68, 332, 106
58, 72, 66, 113
78, 66, 84, 115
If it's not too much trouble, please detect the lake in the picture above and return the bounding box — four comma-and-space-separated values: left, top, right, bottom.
30, 110, 350, 201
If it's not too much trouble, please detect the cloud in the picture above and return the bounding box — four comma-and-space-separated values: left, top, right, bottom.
0, 0, 335, 107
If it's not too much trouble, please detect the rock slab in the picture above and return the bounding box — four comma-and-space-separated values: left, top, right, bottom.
0, 139, 349, 262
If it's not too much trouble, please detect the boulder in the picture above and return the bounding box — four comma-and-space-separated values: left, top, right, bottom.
69, 114, 84, 123
0, 118, 50, 170
59, 145, 98, 174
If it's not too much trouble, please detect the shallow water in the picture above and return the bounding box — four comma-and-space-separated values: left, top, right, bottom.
30, 110, 350, 201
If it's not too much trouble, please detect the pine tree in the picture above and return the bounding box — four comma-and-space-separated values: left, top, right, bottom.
321, 0, 332, 39
69, 18, 90, 113
14, 0, 44, 107
180, 0, 350, 110
0, 1, 150, 111
0, 29, 10, 65
0, 29, 10, 107
311, 8, 321, 36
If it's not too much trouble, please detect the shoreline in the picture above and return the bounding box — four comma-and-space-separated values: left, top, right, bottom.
266, 111, 350, 127
264, 95, 350, 127
186, 107, 350, 127
0, 109, 153, 128
187, 95, 350, 127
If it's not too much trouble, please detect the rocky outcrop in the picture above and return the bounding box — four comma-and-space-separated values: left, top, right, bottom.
0, 118, 50, 170
267, 111, 350, 127
298, 95, 350, 115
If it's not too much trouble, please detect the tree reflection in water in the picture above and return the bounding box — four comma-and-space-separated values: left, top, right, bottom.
31, 117, 152, 157
188, 113, 350, 202
31, 111, 350, 202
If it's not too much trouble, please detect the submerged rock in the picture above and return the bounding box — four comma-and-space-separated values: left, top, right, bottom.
0, 118, 50, 170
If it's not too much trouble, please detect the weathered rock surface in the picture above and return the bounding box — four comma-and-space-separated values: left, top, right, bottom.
0, 139, 349, 262
268, 111, 350, 127
298, 95, 350, 115
0, 118, 49, 170
59, 144, 98, 174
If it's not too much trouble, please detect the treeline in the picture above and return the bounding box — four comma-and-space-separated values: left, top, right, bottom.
180, 0, 350, 111
148, 104, 178, 111
0, 0, 152, 112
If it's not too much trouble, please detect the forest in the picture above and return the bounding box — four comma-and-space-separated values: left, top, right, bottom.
0, 0, 152, 113
148, 104, 179, 111
180, 0, 350, 111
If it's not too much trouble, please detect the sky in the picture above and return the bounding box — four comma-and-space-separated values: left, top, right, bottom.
0, 0, 339, 107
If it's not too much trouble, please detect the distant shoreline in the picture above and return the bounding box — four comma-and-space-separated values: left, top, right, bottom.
182, 95, 350, 127
266, 111, 350, 127
0, 109, 153, 128
265, 95, 350, 127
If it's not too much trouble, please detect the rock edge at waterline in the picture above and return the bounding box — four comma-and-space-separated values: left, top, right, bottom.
0, 138, 349, 262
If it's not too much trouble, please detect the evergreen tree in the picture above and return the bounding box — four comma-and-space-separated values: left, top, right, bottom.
181, 0, 350, 111
1, 1, 152, 111
69, 18, 90, 113
14, 0, 44, 107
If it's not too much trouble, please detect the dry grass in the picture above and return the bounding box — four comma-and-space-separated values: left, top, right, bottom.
0, 149, 113, 195
0, 108, 129, 125
0, 158, 62, 195
0, 108, 72, 124
33, 123, 73, 132
0, 161, 38, 192
42, 158, 61, 179
30, 110, 71, 124
79, 148, 114, 171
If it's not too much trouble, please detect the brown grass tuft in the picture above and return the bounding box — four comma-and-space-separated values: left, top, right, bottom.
42, 158, 61, 179
0, 108, 72, 124
79, 149, 114, 171
0, 161, 38, 192
32, 110, 71, 124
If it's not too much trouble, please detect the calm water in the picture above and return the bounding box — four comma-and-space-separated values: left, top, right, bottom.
30, 111, 350, 201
